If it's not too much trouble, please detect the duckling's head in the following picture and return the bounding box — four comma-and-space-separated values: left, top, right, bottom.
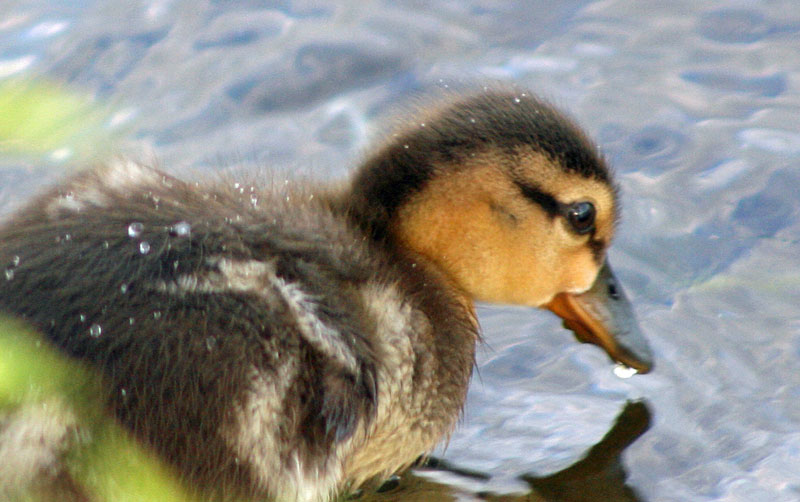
349, 90, 653, 373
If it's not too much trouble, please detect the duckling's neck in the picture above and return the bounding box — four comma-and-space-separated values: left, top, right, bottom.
323, 161, 481, 471
340, 155, 423, 242
331, 151, 478, 319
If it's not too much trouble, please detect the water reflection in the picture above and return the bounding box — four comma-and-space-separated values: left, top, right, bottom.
356, 400, 651, 502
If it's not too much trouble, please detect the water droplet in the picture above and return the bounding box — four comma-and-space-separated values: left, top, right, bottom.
420, 122, 426, 127
469, 118, 476, 123
4, 268, 14, 280
514, 97, 521, 103
205, 337, 217, 351
234, 182, 241, 189
128, 317, 135, 325
63, 233, 71, 241
169, 221, 192, 237
153, 311, 162, 320
120, 283, 128, 294
613, 363, 638, 379
89, 324, 102, 338
10, 255, 20, 266
102, 241, 110, 249
120, 388, 127, 398
139, 241, 151, 254
250, 194, 258, 207
128, 222, 144, 238
79, 314, 86, 322
403, 144, 409, 149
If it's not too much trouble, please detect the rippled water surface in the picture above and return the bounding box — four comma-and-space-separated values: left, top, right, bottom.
2, 1, 800, 500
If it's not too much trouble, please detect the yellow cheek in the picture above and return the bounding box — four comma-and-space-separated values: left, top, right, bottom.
487, 223, 601, 306
462, 218, 556, 306
390, 159, 611, 309
557, 247, 602, 294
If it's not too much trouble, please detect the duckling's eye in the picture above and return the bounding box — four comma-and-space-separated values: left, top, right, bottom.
565, 201, 595, 235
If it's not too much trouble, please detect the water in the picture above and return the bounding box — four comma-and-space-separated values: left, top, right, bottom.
88, 323, 102, 338
169, 220, 192, 237
613, 363, 637, 379
127, 222, 144, 238
1, 1, 799, 500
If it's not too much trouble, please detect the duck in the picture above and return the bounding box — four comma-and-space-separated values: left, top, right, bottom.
0, 89, 653, 502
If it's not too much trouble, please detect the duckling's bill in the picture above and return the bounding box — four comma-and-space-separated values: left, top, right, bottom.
545, 261, 653, 374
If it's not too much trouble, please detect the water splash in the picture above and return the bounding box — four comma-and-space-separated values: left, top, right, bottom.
89, 323, 102, 338
613, 363, 638, 379
169, 221, 192, 237
127, 222, 144, 238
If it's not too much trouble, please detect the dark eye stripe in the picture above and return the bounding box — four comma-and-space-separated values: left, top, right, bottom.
513, 180, 602, 245
512, 180, 560, 217
589, 238, 606, 264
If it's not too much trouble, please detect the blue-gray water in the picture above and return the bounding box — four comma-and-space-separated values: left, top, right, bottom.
2, 1, 799, 500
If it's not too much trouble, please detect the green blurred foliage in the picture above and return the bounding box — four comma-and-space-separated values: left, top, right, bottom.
0, 317, 197, 501
0, 79, 122, 162
0, 78, 202, 501
0, 78, 185, 499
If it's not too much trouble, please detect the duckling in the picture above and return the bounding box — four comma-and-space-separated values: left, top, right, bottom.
0, 89, 652, 501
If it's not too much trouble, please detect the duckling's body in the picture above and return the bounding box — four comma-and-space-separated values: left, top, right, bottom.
0, 160, 475, 500
0, 90, 652, 501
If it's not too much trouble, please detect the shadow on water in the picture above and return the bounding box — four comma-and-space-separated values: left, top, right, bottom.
354, 400, 651, 502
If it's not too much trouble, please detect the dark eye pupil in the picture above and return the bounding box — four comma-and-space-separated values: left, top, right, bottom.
567, 202, 595, 234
